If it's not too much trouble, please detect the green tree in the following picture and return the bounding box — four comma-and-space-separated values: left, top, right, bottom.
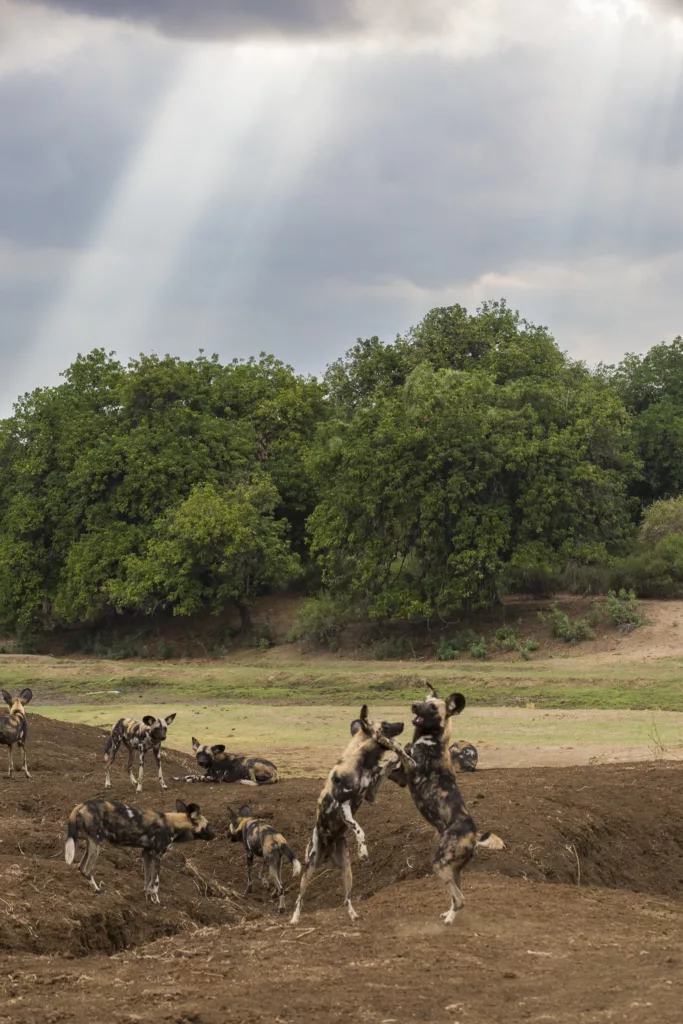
106, 477, 301, 631
308, 305, 636, 620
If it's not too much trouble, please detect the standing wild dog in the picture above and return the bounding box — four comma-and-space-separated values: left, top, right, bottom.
172, 739, 278, 786
104, 714, 176, 793
0, 689, 33, 779
228, 804, 301, 912
64, 797, 214, 902
450, 740, 478, 772
290, 705, 406, 926
384, 686, 504, 924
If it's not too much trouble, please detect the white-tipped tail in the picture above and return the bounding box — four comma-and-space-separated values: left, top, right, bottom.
65, 837, 76, 864
477, 832, 505, 851
292, 858, 302, 877
238, 779, 258, 787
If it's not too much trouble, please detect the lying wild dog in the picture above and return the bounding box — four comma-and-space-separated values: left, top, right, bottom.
290, 705, 406, 926
64, 797, 214, 902
450, 740, 478, 772
104, 714, 176, 793
0, 689, 33, 779
172, 739, 279, 786
228, 804, 301, 912
384, 687, 504, 924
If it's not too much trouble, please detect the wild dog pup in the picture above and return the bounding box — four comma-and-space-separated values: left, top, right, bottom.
449, 741, 478, 772
290, 705, 406, 926
64, 797, 214, 902
173, 740, 279, 786
0, 689, 33, 779
104, 714, 176, 793
228, 804, 301, 912
385, 687, 504, 924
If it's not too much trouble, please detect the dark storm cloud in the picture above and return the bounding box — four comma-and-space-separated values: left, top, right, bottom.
32, 0, 452, 40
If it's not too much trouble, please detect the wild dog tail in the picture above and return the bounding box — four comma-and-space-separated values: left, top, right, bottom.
64, 807, 81, 864
476, 831, 505, 851
103, 719, 122, 755
281, 842, 302, 876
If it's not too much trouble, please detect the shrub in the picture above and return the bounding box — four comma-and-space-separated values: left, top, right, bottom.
493, 625, 520, 652
365, 637, 415, 660
539, 605, 595, 643
609, 534, 683, 598
524, 638, 540, 652
640, 496, 683, 548
436, 639, 461, 661
469, 638, 487, 659
285, 594, 348, 650
251, 619, 274, 650
605, 588, 643, 628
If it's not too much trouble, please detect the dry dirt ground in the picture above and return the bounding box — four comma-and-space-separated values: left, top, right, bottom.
0, 716, 682, 1023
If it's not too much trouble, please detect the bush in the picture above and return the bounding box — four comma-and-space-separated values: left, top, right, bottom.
539, 605, 595, 643
640, 496, 683, 548
610, 534, 683, 598
493, 625, 520, 652
285, 595, 348, 650
251, 619, 274, 650
605, 589, 643, 628
524, 638, 540, 652
469, 638, 487, 659
365, 637, 415, 660
436, 639, 460, 661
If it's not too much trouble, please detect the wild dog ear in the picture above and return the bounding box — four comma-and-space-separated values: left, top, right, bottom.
142, 715, 156, 726
192, 737, 200, 750
18, 688, 33, 705
175, 799, 188, 814
238, 805, 252, 818
185, 803, 201, 820
350, 720, 362, 736
227, 806, 238, 825
358, 704, 373, 734
211, 744, 226, 754
164, 713, 176, 725
2, 690, 13, 707
445, 693, 466, 717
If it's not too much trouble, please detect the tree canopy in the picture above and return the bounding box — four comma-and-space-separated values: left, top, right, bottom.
1, 303, 681, 635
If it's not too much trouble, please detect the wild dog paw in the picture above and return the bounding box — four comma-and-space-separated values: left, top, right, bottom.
359, 845, 369, 862
441, 909, 457, 925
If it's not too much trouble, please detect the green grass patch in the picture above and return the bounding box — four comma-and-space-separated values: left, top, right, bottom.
4, 651, 683, 711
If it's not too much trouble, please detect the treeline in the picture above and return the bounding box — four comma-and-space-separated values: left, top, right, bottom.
2, 301, 683, 639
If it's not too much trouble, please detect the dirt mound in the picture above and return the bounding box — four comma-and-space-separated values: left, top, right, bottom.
0, 715, 681, 961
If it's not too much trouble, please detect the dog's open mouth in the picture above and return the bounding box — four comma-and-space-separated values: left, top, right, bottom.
412, 714, 424, 726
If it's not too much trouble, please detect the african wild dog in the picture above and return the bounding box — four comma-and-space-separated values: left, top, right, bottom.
172, 739, 279, 786
290, 705, 406, 926
64, 797, 214, 902
228, 804, 301, 912
104, 714, 176, 793
384, 686, 504, 924
0, 689, 33, 779
450, 740, 478, 772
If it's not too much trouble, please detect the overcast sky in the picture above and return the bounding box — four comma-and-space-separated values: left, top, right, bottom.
1, 0, 682, 413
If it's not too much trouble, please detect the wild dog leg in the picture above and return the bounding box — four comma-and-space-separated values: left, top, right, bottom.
6, 744, 13, 777
170, 774, 219, 783
126, 742, 137, 787
18, 741, 30, 779
433, 829, 475, 924
244, 850, 255, 894
104, 733, 120, 789
340, 801, 369, 861
290, 829, 319, 925
152, 743, 167, 790
136, 749, 145, 793
339, 842, 358, 921
267, 859, 286, 912
82, 838, 103, 893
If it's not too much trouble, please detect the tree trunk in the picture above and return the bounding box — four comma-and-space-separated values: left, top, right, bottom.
237, 603, 252, 634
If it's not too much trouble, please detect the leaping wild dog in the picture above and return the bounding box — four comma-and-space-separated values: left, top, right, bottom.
0, 688, 33, 779
290, 705, 407, 926
384, 686, 504, 924
172, 739, 279, 786
64, 797, 214, 902
104, 714, 176, 793
228, 804, 301, 912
